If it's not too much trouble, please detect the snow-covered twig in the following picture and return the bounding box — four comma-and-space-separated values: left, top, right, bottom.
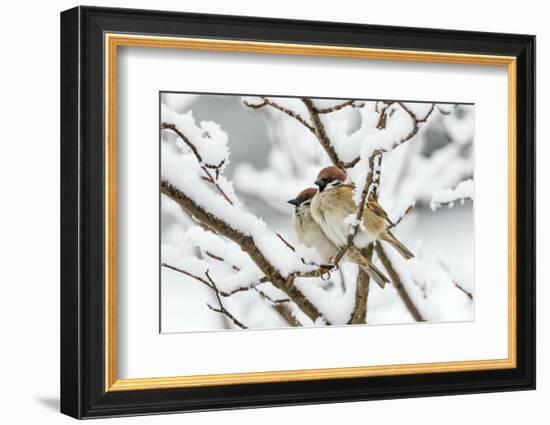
301, 98, 353, 169
366, 102, 438, 158
315, 100, 364, 114
430, 179, 474, 211
376, 101, 395, 130
161, 122, 234, 205
390, 203, 415, 229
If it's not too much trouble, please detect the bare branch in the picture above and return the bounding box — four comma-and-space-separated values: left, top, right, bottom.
161, 122, 204, 163
162, 262, 213, 289
162, 262, 267, 297
205, 270, 248, 329
301, 98, 348, 169
436, 258, 474, 301
254, 288, 291, 304
375, 244, 425, 322
376, 101, 395, 130
243, 97, 315, 133
204, 251, 241, 272
315, 100, 364, 114
454, 281, 474, 301
275, 231, 296, 252
390, 203, 415, 229
398, 102, 436, 123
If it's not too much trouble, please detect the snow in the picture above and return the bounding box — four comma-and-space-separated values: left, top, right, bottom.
160, 94, 475, 332
161, 104, 318, 278
161, 103, 230, 169
430, 179, 474, 210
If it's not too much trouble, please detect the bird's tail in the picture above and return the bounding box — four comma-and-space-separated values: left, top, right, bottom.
382, 231, 414, 260
347, 247, 390, 289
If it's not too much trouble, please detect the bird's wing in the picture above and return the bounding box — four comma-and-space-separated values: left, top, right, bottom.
366, 198, 394, 226
313, 187, 356, 248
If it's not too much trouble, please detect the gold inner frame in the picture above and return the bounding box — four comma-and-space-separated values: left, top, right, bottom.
104, 33, 517, 392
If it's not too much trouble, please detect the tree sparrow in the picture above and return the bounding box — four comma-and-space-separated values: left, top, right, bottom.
288, 188, 388, 288
287, 188, 338, 264
311, 166, 414, 284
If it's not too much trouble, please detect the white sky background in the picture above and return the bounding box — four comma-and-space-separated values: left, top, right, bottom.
160, 93, 474, 333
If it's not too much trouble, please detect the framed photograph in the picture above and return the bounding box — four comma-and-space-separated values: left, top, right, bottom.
60, 6, 535, 419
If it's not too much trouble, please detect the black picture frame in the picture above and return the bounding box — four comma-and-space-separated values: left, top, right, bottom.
61, 5, 535, 419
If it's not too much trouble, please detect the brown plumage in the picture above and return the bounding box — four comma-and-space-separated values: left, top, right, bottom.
311, 166, 414, 286
288, 188, 338, 264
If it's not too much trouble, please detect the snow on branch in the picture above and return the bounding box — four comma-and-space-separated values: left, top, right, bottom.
242, 97, 445, 324
161, 105, 341, 324
161, 180, 330, 324
430, 179, 474, 210
164, 97, 470, 327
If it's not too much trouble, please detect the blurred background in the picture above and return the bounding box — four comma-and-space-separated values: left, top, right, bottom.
160, 93, 474, 332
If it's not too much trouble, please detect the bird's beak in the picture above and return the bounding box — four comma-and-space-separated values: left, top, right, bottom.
315, 179, 327, 192
287, 198, 301, 206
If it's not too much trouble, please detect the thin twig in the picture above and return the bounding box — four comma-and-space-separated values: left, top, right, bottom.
376, 102, 395, 129
375, 244, 425, 322
205, 251, 241, 272
275, 232, 296, 252
161, 123, 204, 162
390, 203, 415, 228
243, 97, 315, 133
162, 263, 267, 297
162, 122, 234, 205
436, 258, 474, 301
301, 98, 348, 169
254, 288, 291, 304
398, 102, 436, 123
205, 270, 248, 329
315, 100, 364, 114
453, 281, 474, 301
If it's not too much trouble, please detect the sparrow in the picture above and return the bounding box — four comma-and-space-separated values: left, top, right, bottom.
288, 188, 388, 287
287, 188, 338, 264
311, 166, 414, 260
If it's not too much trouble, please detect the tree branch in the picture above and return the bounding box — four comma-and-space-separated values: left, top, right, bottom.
243, 97, 315, 133
453, 281, 474, 301
161, 181, 329, 324
162, 262, 267, 297
348, 245, 373, 324
301, 98, 350, 169
315, 100, 364, 114
161, 122, 234, 205
205, 270, 248, 329
390, 203, 415, 229
375, 244, 425, 322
